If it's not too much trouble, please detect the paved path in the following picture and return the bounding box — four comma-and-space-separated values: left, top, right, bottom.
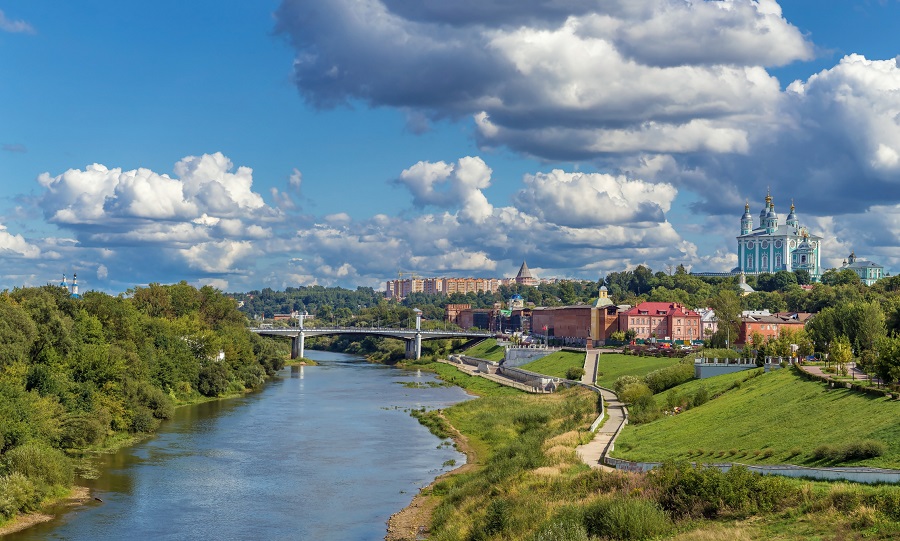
799, 362, 877, 384
576, 387, 626, 470
581, 349, 600, 386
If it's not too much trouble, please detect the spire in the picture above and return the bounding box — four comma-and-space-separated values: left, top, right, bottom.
71, 272, 80, 299
516, 261, 533, 279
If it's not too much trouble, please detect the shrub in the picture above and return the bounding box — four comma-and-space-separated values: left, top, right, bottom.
613, 375, 643, 395
565, 367, 586, 381
692, 386, 710, 407
198, 362, 230, 397
59, 413, 107, 448
643, 362, 695, 393
0, 472, 40, 519
649, 462, 794, 519
813, 440, 885, 463
583, 496, 672, 540
131, 407, 160, 433
3, 443, 73, 488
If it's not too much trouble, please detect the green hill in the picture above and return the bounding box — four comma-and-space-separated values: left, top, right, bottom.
595, 353, 681, 388
462, 338, 505, 361
614, 367, 900, 468
519, 350, 585, 378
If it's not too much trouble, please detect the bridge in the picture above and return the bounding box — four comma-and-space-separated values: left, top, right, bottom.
251, 311, 493, 360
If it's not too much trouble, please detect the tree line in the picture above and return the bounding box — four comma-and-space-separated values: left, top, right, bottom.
0, 282, 284, 521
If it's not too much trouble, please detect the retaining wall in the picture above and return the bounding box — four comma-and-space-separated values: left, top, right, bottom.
603, 457, 900, 484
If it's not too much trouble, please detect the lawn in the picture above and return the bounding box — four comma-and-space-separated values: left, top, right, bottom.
519, 350, 586, 378
461, 338, 505, 362
595, 353, 682, 388
614, 366, 900, 468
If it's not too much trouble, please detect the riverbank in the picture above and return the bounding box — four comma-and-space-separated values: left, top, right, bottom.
386, 413, 478, 541
0, 487, 91, 537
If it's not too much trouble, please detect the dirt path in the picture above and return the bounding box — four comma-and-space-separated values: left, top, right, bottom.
385, 414, 479, 541
0, 486, 91, 537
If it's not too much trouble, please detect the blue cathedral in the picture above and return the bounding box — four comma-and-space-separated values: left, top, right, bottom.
735, 193, 822, 281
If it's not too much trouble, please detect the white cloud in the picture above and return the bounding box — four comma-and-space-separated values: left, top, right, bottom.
0, 224, 41, 258
97, 264, 109, 280
513, 170, 677, 228
275, 0, 806, 159
0, 10, 34, 34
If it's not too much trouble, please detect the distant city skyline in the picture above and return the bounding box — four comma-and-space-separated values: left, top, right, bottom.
2, 1, 900, 294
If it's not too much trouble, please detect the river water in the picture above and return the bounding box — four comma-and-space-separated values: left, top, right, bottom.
8, 351, 470, 541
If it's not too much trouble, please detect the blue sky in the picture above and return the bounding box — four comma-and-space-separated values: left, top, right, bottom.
2, 1, 900, 294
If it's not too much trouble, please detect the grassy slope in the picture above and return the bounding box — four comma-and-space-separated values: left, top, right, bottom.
462, 339, 505, 362
595, 353, 681, 388
614, 367, 900, 468
519, 350, 586, 378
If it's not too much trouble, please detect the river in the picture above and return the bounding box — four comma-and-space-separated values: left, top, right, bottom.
7, 351, 470, 541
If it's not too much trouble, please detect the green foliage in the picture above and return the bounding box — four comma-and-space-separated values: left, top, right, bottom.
0, 282, 281, 523
812, 440, 886, 463
565, 366, 585, 380
650, 462, 794, 519
642, 361, 695, 393
3, 443, 73, 488
582, 496, 672, 540
0, 472, 40, 519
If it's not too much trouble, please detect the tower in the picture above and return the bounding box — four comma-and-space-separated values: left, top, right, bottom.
740, 201, 752, 235
71, 272, 80, 299
786, 200, 799, 229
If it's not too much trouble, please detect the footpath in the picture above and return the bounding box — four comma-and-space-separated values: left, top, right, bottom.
440, 348, 629, 470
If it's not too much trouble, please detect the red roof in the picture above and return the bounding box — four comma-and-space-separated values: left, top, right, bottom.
623, 302, 699, 317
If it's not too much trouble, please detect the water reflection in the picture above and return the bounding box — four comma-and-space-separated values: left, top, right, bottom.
7, 350, 469, 541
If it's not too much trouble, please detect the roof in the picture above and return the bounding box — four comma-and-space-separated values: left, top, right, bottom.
516, 261, 534, 279
622, 302, 699, 318
741, 314, 805, 325
844, 260, 882, 269
592, 296, 614, 308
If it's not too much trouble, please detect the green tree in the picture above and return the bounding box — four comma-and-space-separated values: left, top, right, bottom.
708, 288, 741, 348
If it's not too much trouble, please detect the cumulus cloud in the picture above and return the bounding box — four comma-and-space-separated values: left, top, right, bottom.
0, 224, 41, 259
286, 155, 696, 285
0, 10, 34, 34
35, 153, 279, 286
275, 0, 808, 160
397, 156, 494, 222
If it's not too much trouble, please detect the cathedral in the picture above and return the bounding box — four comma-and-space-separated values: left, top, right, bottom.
735, 193, 822, 281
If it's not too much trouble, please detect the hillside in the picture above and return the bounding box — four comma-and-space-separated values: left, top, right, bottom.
595, 353, 681, 388
519, 350, 586, 378
614, 367, 900, 468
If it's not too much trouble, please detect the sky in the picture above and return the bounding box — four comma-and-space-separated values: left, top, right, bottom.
2, 0, 900, 294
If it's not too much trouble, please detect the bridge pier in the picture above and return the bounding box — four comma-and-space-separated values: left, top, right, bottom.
291, 332, 305, 359
404, 333, 422, 360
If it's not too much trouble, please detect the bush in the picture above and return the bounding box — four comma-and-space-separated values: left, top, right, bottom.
813, 440, 885, 463
131, 407, 160, 433
0, 472, 40, 519
198, 362, 230, 397
565, 367, 586, 381
692, 386, 709, 407
583, 496, 672, 540
3, 443, 73, 488
650, 462, 794, 519
59, 413, 107, 448
613, 375, 643, 395
531, 507, 590, 541
643, 361, 695, 393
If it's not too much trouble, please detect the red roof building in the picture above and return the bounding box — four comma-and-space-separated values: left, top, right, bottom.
618, 302, 701, 341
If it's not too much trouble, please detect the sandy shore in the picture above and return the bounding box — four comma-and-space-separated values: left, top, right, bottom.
0, 486, 92, 537
385, 414, 478, 541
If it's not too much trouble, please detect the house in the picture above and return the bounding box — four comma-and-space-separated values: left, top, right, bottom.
618, 302, 701, 342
